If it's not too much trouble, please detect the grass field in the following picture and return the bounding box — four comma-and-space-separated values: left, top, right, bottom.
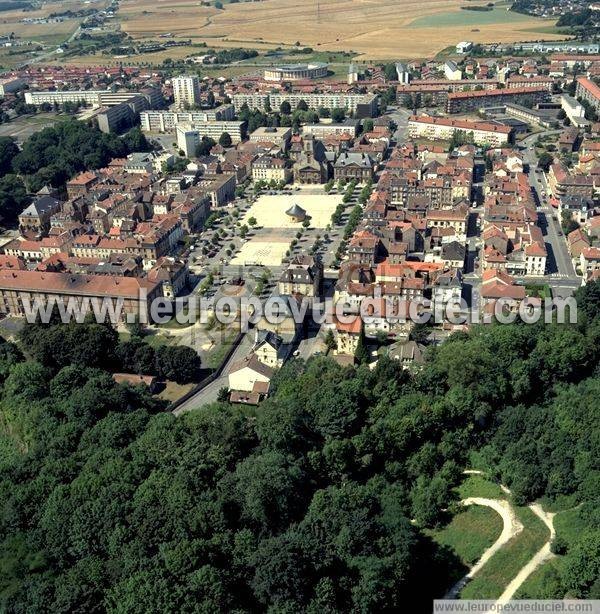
157, 380, 195, 402
0, 0, 106, 45
460, 506, 550, 599
514, 558, 562, 599
456, 474, 506, 500
409, 7, 540, 28
427, 505, 503, 567
204, 328, 238, 370
117, 0, 565, 60
0, 113, 68, 143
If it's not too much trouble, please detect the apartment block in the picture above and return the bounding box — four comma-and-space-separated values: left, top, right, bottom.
172, 75, 201, 109
408, 116, 512, 147
446, 87, 549, 113
231, 92, 379, 117
139, 105, 236, 132
176, 121, 245, 155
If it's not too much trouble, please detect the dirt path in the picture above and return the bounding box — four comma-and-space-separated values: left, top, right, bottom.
444, 497, 523, 599
496, 504, 556, 603
447, 470, 556, 602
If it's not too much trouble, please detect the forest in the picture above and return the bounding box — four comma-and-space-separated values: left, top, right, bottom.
0, 283, 599, 611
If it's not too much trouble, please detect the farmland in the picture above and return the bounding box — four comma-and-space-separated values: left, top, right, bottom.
118, 0, 565, 60
0, 0, 101, 43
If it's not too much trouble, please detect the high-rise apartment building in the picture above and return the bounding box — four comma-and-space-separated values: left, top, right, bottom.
172, 75, 201, 109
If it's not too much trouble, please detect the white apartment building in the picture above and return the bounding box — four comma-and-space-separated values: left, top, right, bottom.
561, 94, 588, 128
395, 63, 410, 84
231, 92, 379, 117
408, 115, 512, 147
444, 61, 462, 81
249, 126, 292, 148
302, 121, 359, 138
176, 121, 245, 155
140, 105, 236, 132
172, 75, 201, 109
251, 156, 291, 183
24, 90, 107, 106
24, 88, 161, 110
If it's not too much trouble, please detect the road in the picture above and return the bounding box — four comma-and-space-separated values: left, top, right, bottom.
173, 331, 254, 414
520, 131, 579, 290
497, 503, 556, 604
519, 130, 580, 294
18, 25, 82, 68
385, 106, 411, 145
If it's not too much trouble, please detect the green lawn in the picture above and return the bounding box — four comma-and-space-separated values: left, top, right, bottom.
204, 329, 238, 370
525, 284, 551, 299
409, 8, 549, 28
143, 332, 176, 348
156, 380, 195, 403
514, 558, 563, 599
460, 506, 550, 599
156, 308, 195, 329
456, 474, 506, 500
521, 25, 572, 35
427, 505, 503, 567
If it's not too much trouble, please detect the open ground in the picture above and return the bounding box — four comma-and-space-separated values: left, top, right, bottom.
241, 193, 341, 230
117, 0, 565, 60
0, 0, 103, 42
228, 191, 340, 266
230, 239, 291, 267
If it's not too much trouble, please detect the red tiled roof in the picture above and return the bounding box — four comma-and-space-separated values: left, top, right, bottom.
577, 77, 600, 101
410, 115, 512, 135
0, 270, 159, 298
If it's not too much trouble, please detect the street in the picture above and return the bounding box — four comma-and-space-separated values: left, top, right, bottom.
173, 331, 254, 414
520, 131, 579, 287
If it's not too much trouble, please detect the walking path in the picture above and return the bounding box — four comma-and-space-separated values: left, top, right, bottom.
496, 503, 556, 603
447, 471, 556, 601
444, 497, 523, 599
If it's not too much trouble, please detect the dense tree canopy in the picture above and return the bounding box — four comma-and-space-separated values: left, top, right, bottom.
0, 174, 29, 226
0, 137, 19, 179
11, 121, 136, 192
1, 283, 600, 610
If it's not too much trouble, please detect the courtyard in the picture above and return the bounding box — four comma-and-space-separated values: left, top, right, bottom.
240, 192, 341, 230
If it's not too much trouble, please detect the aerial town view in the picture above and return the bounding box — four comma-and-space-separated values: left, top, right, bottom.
0, 0, 599, 611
